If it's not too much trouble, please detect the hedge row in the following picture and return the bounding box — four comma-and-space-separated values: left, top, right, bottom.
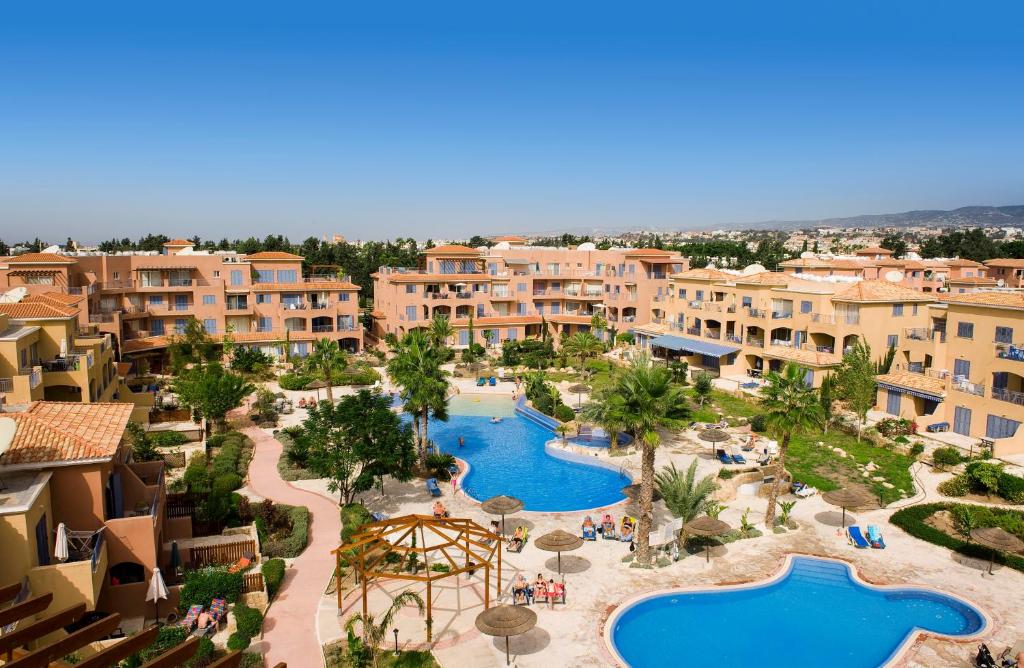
889, 502, 1024, 573
262, 505, 310, 558
261, 558, 286, 598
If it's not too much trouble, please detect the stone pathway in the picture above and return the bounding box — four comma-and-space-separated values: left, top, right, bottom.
243, 426, 341, 668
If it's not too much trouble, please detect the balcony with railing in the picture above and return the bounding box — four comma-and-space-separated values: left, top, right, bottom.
771, 311, 793, 320
747, 308, 767, 318
992, 386, 1024, 405
686, 326, 701, 336
996, 343, 1024, 363
746, 336, 765, 347
725, 333, 742, 344
705, 329, 722, 340
905, 327, 932, 341
687, 300, 703, 310
41, 354, 86, 372
311, 325, 334, 333
28, 530, 107, 609
810, 313, 836, 325
951, 378, 985, 397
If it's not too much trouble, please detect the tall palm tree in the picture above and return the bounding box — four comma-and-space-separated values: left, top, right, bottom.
562, 331, 605, 376
655, 460, 718, 546
760, 362, 823, 527
306, 338, 348, 404
428, 314, 454, 349
614, 353, 689, 566
579, 387, 628, 451
344, 590, 425, 667
387, 329, 450, 463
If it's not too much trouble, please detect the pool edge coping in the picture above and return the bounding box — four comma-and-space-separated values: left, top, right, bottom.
599, 552, 993, 668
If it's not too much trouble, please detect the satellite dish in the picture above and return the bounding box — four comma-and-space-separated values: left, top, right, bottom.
742, 263, 766, 275
0, 417, 16, 458
800, 251, 814, 259
577, 242, 596, 251
884, 270, 904, 283
42, 245, 61, 254
492, 241, 511, 250
0, 287, 28, 303
997, 278, 1006, 287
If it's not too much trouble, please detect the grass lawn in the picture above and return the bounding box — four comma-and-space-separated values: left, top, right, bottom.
325, 641, 439, 668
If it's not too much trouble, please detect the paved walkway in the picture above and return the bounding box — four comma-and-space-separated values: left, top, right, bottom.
243, 427, 341, 668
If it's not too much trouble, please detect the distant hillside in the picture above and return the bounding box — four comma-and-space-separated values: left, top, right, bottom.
747, 205, 1024, 231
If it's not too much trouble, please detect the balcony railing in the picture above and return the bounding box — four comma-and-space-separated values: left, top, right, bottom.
29, 367, 42, 388
951, 379, 985, 396
311, 325, 334, 333
310, 302, 332, 310
705, 330, 721, 340
772, 311, 793, 320
996, 344, 1024, 362
686, 327, 701, 336
725, 334, 742, 344
41, 355, 85, 372
168, 278, 194, 287
905, 327, 931, 341
771, 338, 794, 348
0, 378, 12, 393
747, 308, 767, 318
282, 302, 308, 310
746, 337, 764, 347
428, 293, 451, 300
688, 300, 703, 309
811, 313, 836, 324
992, 387, 1024, 405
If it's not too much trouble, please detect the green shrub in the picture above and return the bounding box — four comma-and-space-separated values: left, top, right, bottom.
261, 558, 286, 598
909, 443, 925, 458
965, 461, 1005, 496
213, 472, 242, 493
889, 503, 1024, 573
718, 468, 735, 480
179, 568, 244, 610
338, 366, 381, 386
279, 373, 314, 391
227, 631, 251, 651
237, 653, 264, 668
233, 602, 264, 638
151, 431, 189, 448
998, 472, 1024, 504
262, 505, 310, 558
182, 454, 212, 492
749, 414, 767, 433
188, 637, 215, 667
937, 475, 969, 497
554, 404, 575, 422
425, 453, 457, 482
277, 429, 317, 481
122, 626, 189, 668
932, 447, 962, 470
206, 434, 226, 450
616, 332, 635, 345
341, 503, 372, 543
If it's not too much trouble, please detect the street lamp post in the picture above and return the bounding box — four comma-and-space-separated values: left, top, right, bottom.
393, 628, 400, 656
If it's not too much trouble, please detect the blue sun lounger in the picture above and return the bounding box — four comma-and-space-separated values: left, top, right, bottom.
488, 376, 496, 386
731, 452, 746, 464
426, 478, 442, 497
847, 525, 870, 549
716, 449, 732, 465
867, 524, 886, 549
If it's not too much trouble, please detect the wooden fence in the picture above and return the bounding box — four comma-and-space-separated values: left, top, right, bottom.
242, 572, 264, 594
188, 540, 257, 569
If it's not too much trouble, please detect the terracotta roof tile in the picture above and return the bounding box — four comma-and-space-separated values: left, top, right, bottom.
947, 276, 997, 285
23, 292, 86, 306
422, 245, 481, 255
940, 291, 1024, 309
855, 246, 894, 255
941, 258, 982, 268
7, 252, 76, 264
244, 251, 303, 260
830, 280, 934, 303
122, 335, 171, 353
1, 402, 133, 466
876, 371, 947, 397
730, 271, 792, 286
763, 344, 840, 367
162, 239, 193, 246
385, 272, 489, 284
984, 259, 1024, 268
492, 235, 527, 242
779, 257, 865, 270
671, 268, 733, 281
0, 302, 78, 319
622, 248, 674, 257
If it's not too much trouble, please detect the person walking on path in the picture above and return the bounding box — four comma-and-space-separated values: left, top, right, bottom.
242, 426, 341, 668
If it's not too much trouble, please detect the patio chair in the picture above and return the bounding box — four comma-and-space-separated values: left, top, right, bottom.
507, 526, 529, 553
867, 525, 886, 549
716, 449, 733, 465
426, 478, 442, 497
847, 526, 870, 549
227, 551, 256, 574
179, 605, 203, 631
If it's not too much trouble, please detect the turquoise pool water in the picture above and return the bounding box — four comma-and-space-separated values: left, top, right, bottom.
413, 395, 629, 511
610, 556, 985, 667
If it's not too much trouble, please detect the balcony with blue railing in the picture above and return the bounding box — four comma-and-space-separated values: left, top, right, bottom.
771, 311, 793, 320
996, 343, 1024, 363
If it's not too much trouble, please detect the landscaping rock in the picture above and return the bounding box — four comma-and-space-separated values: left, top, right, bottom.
882, 482, 895, 489
871, 475, 886, 482
865, 461, 879, 472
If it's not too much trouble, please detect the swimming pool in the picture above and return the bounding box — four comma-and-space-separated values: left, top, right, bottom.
609, 556, 986, 668
414, 395, 629, 512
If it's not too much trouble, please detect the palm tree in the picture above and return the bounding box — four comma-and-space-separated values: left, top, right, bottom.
655, 460, 718, 546
590, 312, 608, 342
614, 353, 689, 566
344, 590, 425, 667
579, 388, 628, 451
387, 329, 450, 463
760, 362, 823, 527
306, 338, 348, 404
427, 314, 454, 349
562, 331, 605, 376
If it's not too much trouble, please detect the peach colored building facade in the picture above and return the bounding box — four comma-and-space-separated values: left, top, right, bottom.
0, 241, 363, 366
0, 402, 176, 624
371, 244, 687, 347
779, 254, 986, 293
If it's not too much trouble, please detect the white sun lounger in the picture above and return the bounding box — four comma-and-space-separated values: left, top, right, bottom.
794, 485, 818, 498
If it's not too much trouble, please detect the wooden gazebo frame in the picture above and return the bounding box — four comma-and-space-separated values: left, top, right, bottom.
333, 514, 502, 643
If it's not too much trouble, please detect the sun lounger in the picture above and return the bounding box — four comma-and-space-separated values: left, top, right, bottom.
847, 526, 870, 549
867, 525, 886, 549
731, 452, 746, 464
507, 526, 529, 553
549, 582, 566, 605
476, 377, 486, 386
582, 516, 597, 541
601, 514, 617, 540
716, 449, 733, 465
227, 551, 256, 574
194, 598, 227, 637
370, 511, 389, 522
488, 376, 496, 386
792, 482, 818, 498
179, 605, 203, 631
619, 516, 635, 542
426, 478, 442, 497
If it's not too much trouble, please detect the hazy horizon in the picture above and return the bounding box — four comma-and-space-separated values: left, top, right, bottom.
2, 2, 1023, 241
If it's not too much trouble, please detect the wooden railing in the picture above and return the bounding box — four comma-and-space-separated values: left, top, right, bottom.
242, 572, 265, 594
189, 539, 257, 569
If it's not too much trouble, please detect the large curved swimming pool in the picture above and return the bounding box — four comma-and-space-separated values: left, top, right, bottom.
412, 395, 629, 512
609, 556, 986, 667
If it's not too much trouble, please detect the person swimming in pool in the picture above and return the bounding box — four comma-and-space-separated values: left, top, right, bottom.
458, 436, 464, 447
490, 416, 502, 424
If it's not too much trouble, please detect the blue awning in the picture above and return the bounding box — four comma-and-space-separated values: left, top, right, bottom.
877, 382, 945, 402
650, 334, 740, 358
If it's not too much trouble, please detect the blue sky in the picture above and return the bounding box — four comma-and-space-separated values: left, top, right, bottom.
1, 1, 1022, 241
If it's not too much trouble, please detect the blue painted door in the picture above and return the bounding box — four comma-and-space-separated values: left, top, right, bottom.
953, 406, 972, 436
886, 390, 901, 415
35, 514, 49, 566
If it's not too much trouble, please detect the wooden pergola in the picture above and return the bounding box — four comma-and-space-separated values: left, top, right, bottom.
0, 581, 286, 667
333, 514, 502, 643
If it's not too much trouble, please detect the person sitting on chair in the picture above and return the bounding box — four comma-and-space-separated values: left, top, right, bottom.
432, 501, 449, 518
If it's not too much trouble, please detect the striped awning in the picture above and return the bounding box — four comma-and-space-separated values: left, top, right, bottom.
651, 334, 740, 358
8, 269, 60, 276
877, 382, 944, 401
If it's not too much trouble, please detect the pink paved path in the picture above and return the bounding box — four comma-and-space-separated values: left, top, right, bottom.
243, 427, 340, 668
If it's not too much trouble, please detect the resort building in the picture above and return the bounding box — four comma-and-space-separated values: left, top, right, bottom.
779, 253, 986, 293
0, 401, 176, 624
0, 241, 363, 369
983, 258, 1024, 289
370, 244, 687, 346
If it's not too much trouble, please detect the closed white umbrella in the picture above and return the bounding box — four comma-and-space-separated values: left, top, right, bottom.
55, 522, 69, 562
146, 567, 169, 624
60, 337, 68, 358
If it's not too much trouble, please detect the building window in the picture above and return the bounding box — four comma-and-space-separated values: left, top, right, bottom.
887, 334, 898, 348
892, 303, 904, 317
203, 319, 217, 334
507, 328, 517, 341
956, 321, 974, 339
742, 296, 752, 308
476, 304, 485, 317
986, 415, 1021, 439
405, 305, 417, 321
339, 292, 350, 302
258, 317, 272, 331
912, 304, 918, 316
256, 293, 272, 304
230, 270, 243, 286
151, 320, 165, 335
213, 270, 220, 278
113, 271, 120, 280
517, 282, 527, 292
405, 285, 416, 294
995, 326, 1014, 344
148, 296, 163, 305
800, 300, 812, 314
203, 295, 216, 305
459, 330, 470, 345
695, 290, 704, 301
282, 294, 301, 307
277, 269, 297, 283
254, 269, 273, 283
678, 288, 687, 298
953, 358, 971, 379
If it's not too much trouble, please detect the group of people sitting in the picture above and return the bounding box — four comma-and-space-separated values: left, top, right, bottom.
511, 573, 566, 607
296, 396, 320, 408
580, 514, 634, 542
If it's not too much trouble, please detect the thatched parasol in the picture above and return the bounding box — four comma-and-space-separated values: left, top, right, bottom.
480, 495, 524, 535
305, 378, 329, 400
534, 529, 584, 574
683, 516, 731, 563
467, 361, 488, 376
971, 527, 1024, 575
821, 487, 873, 527
699, 428, 730, 456
568, 383, 591, 408
475, 605, 538, 665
